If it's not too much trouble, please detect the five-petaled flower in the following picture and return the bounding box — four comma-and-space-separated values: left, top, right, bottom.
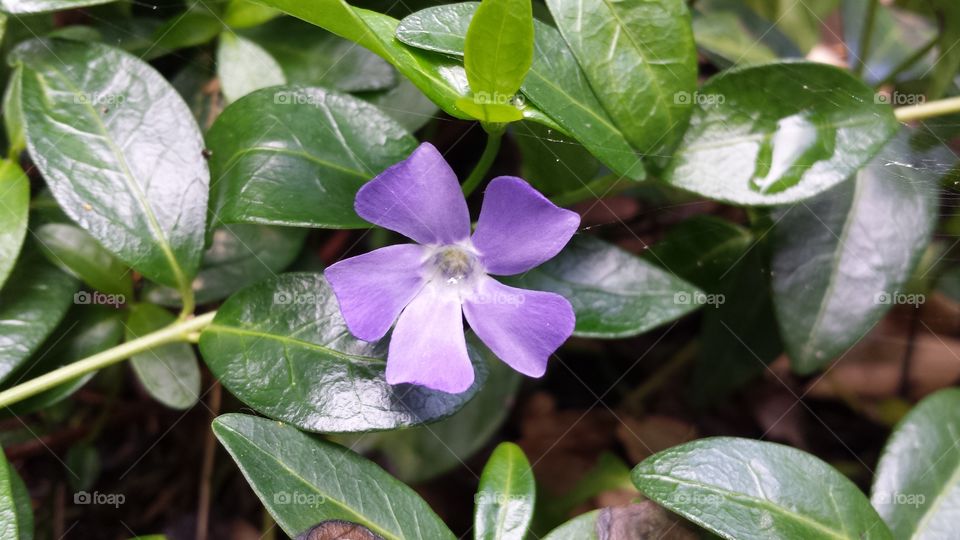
325, 142, 580, 393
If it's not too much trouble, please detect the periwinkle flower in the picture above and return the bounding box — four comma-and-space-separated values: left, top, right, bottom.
325, 142, 580, 393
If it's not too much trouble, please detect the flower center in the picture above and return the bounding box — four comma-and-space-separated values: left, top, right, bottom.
431, 246, 479, 285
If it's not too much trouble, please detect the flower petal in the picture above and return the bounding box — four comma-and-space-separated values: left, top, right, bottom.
472, 176, 580, 275
387, 283, 474, 393
325, 244, 427, 342
355, 142, 470, 245
463, 277, 574, 377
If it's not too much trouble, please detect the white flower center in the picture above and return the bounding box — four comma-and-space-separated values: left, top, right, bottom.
431, 246, 479, 285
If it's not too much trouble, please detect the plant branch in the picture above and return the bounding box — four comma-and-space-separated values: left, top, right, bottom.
0, 311, 216, 409
461, 125, 504, 197
895, 96, 960, 122
854, 0, 879, 77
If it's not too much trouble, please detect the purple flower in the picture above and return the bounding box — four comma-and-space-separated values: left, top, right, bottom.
325, 143, 580, 393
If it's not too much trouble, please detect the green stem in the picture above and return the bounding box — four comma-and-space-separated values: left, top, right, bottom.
461, 126, 504, 197
874, 36, 937, 88
895, 96, 960, 122
0, 311, 216, 409
854, 0, 879, 77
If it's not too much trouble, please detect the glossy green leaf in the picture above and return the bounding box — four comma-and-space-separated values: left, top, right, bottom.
35, 223, 133, 298
644, 215, 752, 294
513, 122, 600, 197
362, 77, 439, 132
541, 503, 692, 540
663, 61, 898, 206
144, 224, 306, 308
378, 353, 521, 483
0, 449, 31, 540
213, 412, 456, 539
65, 443, 100, 492
15, 39, 209, 291
3, 305, 124, 415
216, 33, 285, 103
0, 249, 77, 384
691, 248, 781, 407
542, 511, 598, 540
207, 86, 417, 229
242, 17, 396, 93
461, 0, 532, 121
505, 236, 702, 338
0, 160, 28, 290
395, 3, 643, 179
0, 0, 112, 14
633, 437, 893, 539
475, 442, 535, 540
771, 133, 938, 374
3, 67, 24, 156
223, 0, 280, 28
199, 273, 488, 433
545, 0, 697, 155
871, 388, 960, 538
126, 304, 200, 410
692, 10, 778, 66
254, 0, 553, 124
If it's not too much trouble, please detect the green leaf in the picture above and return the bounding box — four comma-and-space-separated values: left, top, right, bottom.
841, 0, 937, 85
241, 17, 396, 93
126, 304, 200, 410
632, 437, 893, 540
545, 0, 697, 155
871, 388, 960, 538
3, 67, 24, 156
505, 236, 702, 338
0, 249, 77, 384
771, 133, 938, 374
35, 223, 133, 298
395, 3, 644, 179
0, 160, 28, 290
216, 33, 285, 104
663, 61, 898, 206
475, 442, 535, 540
513, 121, 600, 197
542, 511, 598, 540
691, 248, 781, 407
223, 0, 280, 28
378, 352, 521, 483
213, 412, 456, 539
644, 215, 752, 294
15, 39, 209, 291
253, 0, 551, 124
151, 10, 223, 55
65, 443, 100, 492
199, 273, 488, 433
144, 224, 306, 308
928, 3, 960, 99
207, 86, 417, 229
0, 449, 32, 540
0, 0, 112, 14
362, 77, 439, 132
461, 0, 533, 121
692, 10, 779, 66
3, 305, 124, 415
